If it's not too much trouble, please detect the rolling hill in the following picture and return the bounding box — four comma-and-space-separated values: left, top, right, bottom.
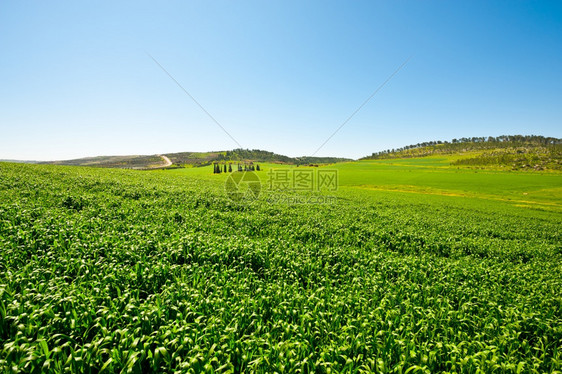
38, 149, 352, 169
10, 135, 562, 171
362, 135, 562, 170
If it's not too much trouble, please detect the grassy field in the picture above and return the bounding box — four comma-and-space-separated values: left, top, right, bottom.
1, 159, 561, 373
335, 158, 562, 211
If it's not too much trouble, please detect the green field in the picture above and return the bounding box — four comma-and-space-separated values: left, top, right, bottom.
1, 160, 561, 373
336, 158, 562, 212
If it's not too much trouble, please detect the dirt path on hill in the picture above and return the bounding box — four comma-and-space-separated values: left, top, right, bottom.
159, 155, 172, 167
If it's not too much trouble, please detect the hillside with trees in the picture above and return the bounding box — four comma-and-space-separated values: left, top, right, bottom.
217, 149, 351, 165
362, 135, 562, 170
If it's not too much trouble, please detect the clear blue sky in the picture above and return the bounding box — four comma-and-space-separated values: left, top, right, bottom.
1, 1, 561, 160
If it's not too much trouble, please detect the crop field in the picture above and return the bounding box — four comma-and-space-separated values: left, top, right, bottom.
1, 160, 561, 373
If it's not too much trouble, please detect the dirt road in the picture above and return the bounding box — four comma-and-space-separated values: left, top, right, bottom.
158, 155, 172, 167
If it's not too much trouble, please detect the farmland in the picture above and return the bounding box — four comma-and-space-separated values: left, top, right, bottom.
1, 160, 561, 373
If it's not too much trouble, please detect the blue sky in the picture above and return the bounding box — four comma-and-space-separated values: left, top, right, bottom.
1, 1, 561, 160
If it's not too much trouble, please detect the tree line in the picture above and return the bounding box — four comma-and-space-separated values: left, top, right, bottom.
213, 162, 261, 174
362, 135, 561, 160
217, 149, 351, 165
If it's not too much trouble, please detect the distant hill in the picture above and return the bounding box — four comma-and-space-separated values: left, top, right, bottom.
34, 149, 351, 169
361, 135, 562, 170
216, 149, 351, 166
41, 155, 166, 169
0, 159, 39, 164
